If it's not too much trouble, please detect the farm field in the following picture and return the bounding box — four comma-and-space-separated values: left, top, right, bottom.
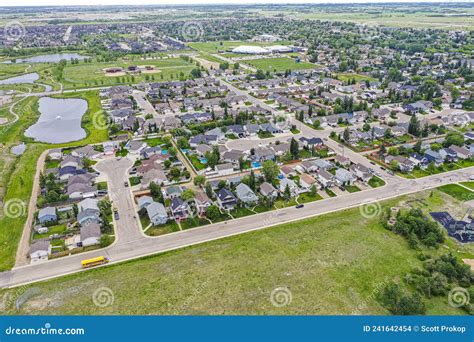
244, 57, 315, 72
1, 189, 472, 315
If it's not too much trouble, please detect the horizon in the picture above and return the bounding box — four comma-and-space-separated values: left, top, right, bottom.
1, 0, 474, 8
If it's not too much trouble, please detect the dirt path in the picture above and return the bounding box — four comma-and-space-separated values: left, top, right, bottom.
14, 149, 49, 267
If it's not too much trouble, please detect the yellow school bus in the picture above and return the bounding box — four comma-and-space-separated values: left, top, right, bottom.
81, 256, 109, 268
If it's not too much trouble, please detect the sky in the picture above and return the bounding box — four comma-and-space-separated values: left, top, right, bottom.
1, 0, 472, 7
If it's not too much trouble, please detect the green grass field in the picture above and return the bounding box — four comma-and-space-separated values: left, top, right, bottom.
245, 57, 315, 72
1, 189, 472, 315
437, 184, 474, 202
61, 57, 196, 89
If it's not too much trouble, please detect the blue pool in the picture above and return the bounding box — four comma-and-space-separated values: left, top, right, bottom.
251, 161, 262, 168
200, 158, 208, 164
161, 149, 168, 155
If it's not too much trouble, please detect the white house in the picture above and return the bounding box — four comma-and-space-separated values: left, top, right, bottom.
80, 223, 102, 247
29, 240, 50, 263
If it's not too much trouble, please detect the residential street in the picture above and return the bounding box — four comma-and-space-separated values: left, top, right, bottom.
1, 166, 472, 289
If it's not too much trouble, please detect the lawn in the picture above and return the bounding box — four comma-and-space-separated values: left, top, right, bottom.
231, 207, 255, 219
345, 185, 361, 193
188, 154, 207, 171
368, 176, 386, 188
2, 189, 470, 315
245, 57, 315, 72
459, 182, 474, 190
33, 224, 67, 240
437, 184, 474, 202
181, 217, 211, 230
337, 73, 376, 83
297, 192, 323, 204
144, 136, 165, 147
145, 222, 180, 236
325, 188, 336, 197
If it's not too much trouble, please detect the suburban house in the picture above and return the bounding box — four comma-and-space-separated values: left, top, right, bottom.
38, 206, 57, 224
216, 188, 238, 210
349, 163, 372, 182
194, 191, 212, 216
77, 198, 100, 226
259, 182, 278, 199
235, 183, 259, 205
80, 223, 102, 247
299, 173, 317, 190
137, 195, 154, 210
335, 168, 355, 186
215, 163, 235, 176
146, 201, 169, 226
29, 239, 50, 263
279, 178, 299, 196
170, 197, 190, 221
317, 169, 334, 188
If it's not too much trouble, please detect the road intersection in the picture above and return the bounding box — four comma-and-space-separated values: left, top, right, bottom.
0, 165, 472, 289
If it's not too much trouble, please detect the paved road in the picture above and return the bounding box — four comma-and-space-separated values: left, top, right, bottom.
221, 78, 398, 182
95, 158, 143, 243
1, 166, 473, 289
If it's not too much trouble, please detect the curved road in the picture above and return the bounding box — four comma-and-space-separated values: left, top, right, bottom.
0, 166, 473, 289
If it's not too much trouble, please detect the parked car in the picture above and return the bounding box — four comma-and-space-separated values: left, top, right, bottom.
114, 211, 120, 220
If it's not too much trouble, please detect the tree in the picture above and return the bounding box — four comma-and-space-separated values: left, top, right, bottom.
443, 131, 464, 147
290, 138, 299, 159
194, 175, 206, 187
312, 120, 320, 129
262, 160, 279, 183
377, 282, 426, 315
181, 189, 195, 201
343, 127, 350, 142
256, 69, 265, 80
248, 170, 256, 190
309, 184, 317, 197
205, 205, 220, 221
149, 181, 163, 203
283, 184, 291, 202
408, 115, 421, 137
205, 182, 213, 198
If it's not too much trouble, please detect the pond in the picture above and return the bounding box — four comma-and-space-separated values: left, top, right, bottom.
11, 143, 26, 156
25, 97, 88, 144
4, 53, 89, 64
0, 73, 39, 85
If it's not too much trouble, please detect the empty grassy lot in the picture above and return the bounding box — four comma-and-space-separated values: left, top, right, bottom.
244, 57, 315, 72
61, 57, 196, 89
188, 41, 291, 54
437, 184, 474, 202
1, 189, 471, 315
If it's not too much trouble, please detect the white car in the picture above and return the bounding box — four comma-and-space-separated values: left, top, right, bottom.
469, 175, 474, 181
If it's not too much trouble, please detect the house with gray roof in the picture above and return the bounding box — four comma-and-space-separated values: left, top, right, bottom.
335, 168, 355, 186
29, 239, 50, 263
38, 206, 57, 224
146, 201, 169, 226
259, 182, 278, 199
80, 223, 102, 247
235, 183, 259, 205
